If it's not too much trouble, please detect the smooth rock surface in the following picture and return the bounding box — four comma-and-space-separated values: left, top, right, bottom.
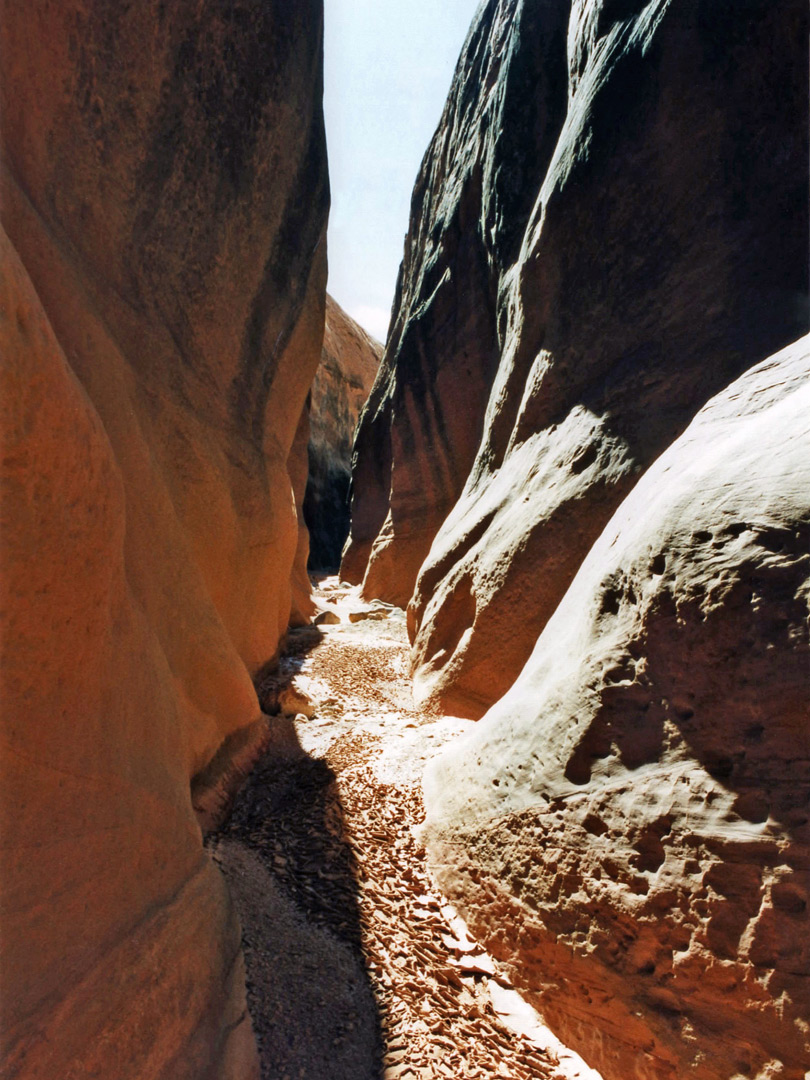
305, 294, 381, 570
314, 608, 341, 626
341, 0, 571, 605
347, 0, 809, 715
0, 2, 327, 1076
424, 337, 810, 1080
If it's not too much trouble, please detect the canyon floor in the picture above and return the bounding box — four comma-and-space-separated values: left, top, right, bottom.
208, 578, 603, 1080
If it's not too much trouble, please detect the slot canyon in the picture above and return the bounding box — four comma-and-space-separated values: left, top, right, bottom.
0, 2, 807, 1080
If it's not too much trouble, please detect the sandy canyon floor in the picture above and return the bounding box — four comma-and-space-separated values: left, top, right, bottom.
209, 578, 603, 1080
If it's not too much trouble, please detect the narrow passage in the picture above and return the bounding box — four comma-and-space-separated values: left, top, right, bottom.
208, 578, 602, 1080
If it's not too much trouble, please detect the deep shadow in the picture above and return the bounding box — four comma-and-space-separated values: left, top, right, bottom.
304, 452, 351, 572
205, 627, 384, 1080
252, 623, 325, 714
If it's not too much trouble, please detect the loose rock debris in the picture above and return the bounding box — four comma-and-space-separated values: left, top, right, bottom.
208, 578, 602, 1080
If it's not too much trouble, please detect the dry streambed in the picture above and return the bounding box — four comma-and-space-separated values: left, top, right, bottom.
208, 578, 602, 1080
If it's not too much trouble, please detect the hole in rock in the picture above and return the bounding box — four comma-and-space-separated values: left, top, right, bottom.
649, 552, 666, 575
632, 822, 669, 874
564, 723, 613, 786
583, 813, 609, 837
570, 441, 599, 474
706, 755, 735, 781
771, 881, 807, 916
722, 521, 748, 538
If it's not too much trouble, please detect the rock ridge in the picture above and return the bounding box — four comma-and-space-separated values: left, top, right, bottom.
424, 335, 810, 1079
345, 0, 809, 719
0, 2, 328, 1076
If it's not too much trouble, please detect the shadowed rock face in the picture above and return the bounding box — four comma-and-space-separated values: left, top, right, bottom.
305, 295, 381, 571
346, 0, 808, 717
0, 2, 327, 1077
341, 0, 572, 605
424, 336, 810, 1080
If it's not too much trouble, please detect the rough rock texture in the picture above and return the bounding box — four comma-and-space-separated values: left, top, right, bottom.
341, 0, 572, 604
0, 2, 327, 1077
305, 294, 381, 570
424, 337, 810, 1080
346, 0, 809, 715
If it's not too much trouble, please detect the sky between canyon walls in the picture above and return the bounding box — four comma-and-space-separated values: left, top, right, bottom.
324, 0, 480, 343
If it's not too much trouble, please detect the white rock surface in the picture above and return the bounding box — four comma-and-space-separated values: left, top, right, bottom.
424, 336, 810, 1080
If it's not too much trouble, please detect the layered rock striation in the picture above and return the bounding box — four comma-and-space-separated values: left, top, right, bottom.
345, 0, 809, 717
0, 2, 327, 1077
304, 295, 381, 571
424, 336, 810, 1080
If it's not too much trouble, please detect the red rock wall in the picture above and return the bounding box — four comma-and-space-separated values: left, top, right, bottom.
345, 0, 809, 718
0, 2, 327, 1076
409, 0, 809, 718
341, 0, 571, 604
304, 295, 381, 571
424, 337, 810, 1080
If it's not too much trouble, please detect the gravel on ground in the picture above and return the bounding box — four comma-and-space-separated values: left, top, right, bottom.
208, 578, 602, 1080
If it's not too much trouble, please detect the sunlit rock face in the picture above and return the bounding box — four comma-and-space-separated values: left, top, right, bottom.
425, 336, 810, 1080
0, 2, 327, 1076
305, 295, 381, 572
340, 0, 572, 605
347, 0, 808, 717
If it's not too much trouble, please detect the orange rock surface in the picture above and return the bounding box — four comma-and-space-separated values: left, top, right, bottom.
0, 2, 327, 1076
305, 295, 381, 571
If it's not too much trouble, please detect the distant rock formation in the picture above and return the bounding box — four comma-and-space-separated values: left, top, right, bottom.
0, 2, 327, 1077
424, 335, 810, 1080
305, 295, 382, 571
344, 0, 809, 718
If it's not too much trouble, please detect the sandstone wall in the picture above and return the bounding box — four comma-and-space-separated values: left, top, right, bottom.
304, 295, 381, 571
341, 0, 572, 604
0, 2, 327, 1076
346, 0, 808, 717
290, 403, 318, 627
424, 336, 810, 1080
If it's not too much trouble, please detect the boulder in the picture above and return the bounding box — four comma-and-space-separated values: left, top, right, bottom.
278, 684, 318, 720
0, 1, 327, 1076
424, 336, 810, 1080
348, 608, 391, 623
305, 294, 381, 571
314, 609, 341, 626
346, 0, 809, 716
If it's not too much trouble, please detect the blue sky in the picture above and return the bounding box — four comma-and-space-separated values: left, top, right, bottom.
324, 0, 481, 342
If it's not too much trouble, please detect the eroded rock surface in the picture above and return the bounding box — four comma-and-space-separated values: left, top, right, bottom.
346, 0, 808, 716
0, 2, 327, 1076
424, 337, 810, 1080
341, 0, 571, 605
305, 295, 381, 571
